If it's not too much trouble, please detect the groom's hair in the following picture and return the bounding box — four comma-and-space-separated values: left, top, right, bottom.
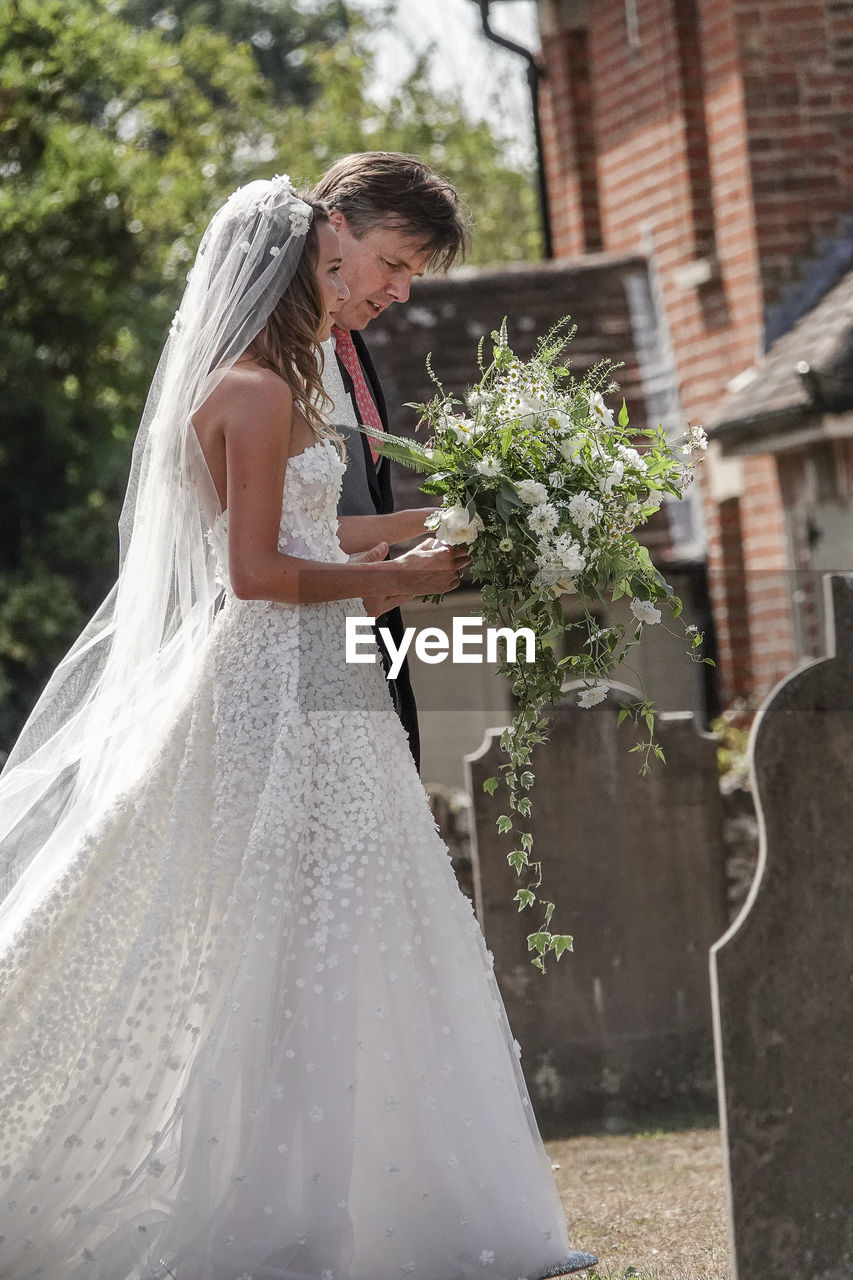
312, 152, 471, 272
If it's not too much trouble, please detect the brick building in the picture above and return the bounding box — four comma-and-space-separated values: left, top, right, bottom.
535, 0, 853, 703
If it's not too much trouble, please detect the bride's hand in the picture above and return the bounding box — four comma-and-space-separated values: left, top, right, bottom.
348, 541, 389, 565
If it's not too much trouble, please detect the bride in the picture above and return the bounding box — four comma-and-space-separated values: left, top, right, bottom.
0, 176, 596, 1280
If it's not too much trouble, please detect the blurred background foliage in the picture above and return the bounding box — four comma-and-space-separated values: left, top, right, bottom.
0, 0, 540, 750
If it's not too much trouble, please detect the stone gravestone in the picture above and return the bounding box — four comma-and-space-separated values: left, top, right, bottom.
466, 682, 728, 1134
711, 574, 853, 1280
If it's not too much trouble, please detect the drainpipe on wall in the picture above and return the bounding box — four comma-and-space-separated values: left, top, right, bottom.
472, 0, 554, 260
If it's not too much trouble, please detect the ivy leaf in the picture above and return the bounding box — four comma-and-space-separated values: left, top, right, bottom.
496, 814, 513, 835
515, 888, 536, 911
482, 776, 498, 795
508, 849, 527, 874
527, 931, 550, 956
552, 934, 574, 960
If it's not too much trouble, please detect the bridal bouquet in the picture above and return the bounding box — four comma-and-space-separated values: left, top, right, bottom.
366, 321, 708, 968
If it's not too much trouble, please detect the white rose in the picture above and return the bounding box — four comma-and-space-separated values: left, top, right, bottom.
429, 504, 485, 546
533, 564, 577, 597
516, 479, 549, 505
630, 597, 662, 625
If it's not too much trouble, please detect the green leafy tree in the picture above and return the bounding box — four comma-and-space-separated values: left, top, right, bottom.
0, 0, 274, 744
119, 0, 350, 107
0, 0, 540, 750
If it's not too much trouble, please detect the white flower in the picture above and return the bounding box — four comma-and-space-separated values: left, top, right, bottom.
498, 536, 514, 553
516, 479, 548, 505
479, 1251, 495, 1266
587, 391, 615, 429
554, 533, 586, 574
475, 455, 501, 477
547, 470, 563, 488
289, 208, 311, 236
599, 459, 625, 495
518, 392, 543, 416
533, 564, 576, 597
426, 504, 485, 546
558, 436, 583, 463
527, 503, 559, 536
567, 492, 600, 532
546, 409, 572, 432
630, 597, 662, 625
269, 245, 280, 256
451, 417, 479, 443
617, 444, 648, 473
239, 240, 251, 253
645, 489, 663, 509
578, 682, 608, 708
687, 422, 708, 452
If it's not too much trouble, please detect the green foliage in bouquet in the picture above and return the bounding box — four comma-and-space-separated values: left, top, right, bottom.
359, 321, 709, 969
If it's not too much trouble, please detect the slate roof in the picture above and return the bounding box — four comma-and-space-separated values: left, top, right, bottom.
361, 254, 677, 555
707, 265, 853, 452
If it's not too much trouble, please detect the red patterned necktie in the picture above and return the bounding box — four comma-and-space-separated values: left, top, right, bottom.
332, 325, 384, 464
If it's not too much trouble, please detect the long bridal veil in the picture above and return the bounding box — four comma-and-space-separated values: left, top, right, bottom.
0, 177, 313, 933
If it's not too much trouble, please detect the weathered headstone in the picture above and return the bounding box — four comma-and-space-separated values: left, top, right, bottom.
466, 683, 728, 1134
711, 574, 853, 1280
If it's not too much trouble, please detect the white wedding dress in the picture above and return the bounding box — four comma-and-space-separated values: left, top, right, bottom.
0, 439, 575, 1280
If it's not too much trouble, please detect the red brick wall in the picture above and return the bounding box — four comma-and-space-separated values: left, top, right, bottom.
732, 0, 853, 310
538, 0, 801, 703
540, 30, 594, 258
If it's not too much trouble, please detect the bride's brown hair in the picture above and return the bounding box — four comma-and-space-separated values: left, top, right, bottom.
247, 195, 335, 437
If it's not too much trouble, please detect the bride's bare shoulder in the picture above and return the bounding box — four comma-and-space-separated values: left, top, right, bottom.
197, 361, 293, 436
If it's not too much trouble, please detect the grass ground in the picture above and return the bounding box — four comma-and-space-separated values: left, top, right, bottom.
546, 1127, 730, 1280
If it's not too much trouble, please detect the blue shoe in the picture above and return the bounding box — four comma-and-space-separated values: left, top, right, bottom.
539, 1253, 599, 1277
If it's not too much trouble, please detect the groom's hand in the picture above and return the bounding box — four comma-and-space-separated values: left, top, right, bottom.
358, 539, 469, 617
372, 538, 470, 614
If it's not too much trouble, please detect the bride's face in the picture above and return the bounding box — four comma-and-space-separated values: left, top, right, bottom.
314, 220, 350, 341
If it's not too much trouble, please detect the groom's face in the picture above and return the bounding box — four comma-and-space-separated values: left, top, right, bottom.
329, 210, 432, 332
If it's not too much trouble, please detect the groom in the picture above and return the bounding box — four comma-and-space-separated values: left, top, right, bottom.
313, 153, 471, 772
